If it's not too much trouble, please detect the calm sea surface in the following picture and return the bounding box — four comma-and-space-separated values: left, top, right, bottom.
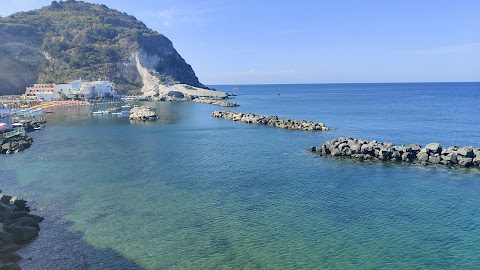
1, 82, 480, 269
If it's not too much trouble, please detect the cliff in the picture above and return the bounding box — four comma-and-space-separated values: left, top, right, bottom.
0, 0, 207, 96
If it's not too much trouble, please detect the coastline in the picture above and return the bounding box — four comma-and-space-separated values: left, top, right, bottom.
0, 191, 43, 270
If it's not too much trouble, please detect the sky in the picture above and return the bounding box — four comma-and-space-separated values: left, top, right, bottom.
0, 0, 479, 84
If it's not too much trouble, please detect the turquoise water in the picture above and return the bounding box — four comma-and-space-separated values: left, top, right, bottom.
1, 82, 480, 269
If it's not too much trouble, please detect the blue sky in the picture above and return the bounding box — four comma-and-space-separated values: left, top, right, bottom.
1, 0, 479, 84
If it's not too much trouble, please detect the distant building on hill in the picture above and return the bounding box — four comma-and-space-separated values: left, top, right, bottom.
25, 80, 116, 100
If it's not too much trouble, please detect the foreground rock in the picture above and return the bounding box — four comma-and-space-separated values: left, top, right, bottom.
211, 111, 330, 131
311, 137, 480, 168
193, 98, 239, 107
129, 106, 158, 121
1, 136, 33, 155
0, 191, 43, 269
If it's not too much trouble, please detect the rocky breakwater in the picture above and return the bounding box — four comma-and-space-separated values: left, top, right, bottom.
211, 111, 331, 131
0, 191, 43, 269
129, 106, 158, 121
1, 136, 33, 155
310, 137, 480, 168
193, 98, 239, 107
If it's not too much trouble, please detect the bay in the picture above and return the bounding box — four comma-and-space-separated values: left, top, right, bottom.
1, 82, 480, 269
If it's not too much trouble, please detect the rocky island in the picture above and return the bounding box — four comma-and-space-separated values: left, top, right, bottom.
211, 111, 331, 131
129, 106, 158, 121
311, 137, 480, 168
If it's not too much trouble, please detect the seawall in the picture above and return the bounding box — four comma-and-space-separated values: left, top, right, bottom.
211, 111, 330, 131
310, 137, 480, 168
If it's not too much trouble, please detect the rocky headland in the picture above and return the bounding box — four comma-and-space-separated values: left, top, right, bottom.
193, 98, 239, 107
211, 111, 331, 131
0, 191, 43, 270
129, 106, 158, 121
0, 1, 207, 96
310, 137, 480, 168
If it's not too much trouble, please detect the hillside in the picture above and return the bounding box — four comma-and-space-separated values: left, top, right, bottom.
0, 0, 205, 95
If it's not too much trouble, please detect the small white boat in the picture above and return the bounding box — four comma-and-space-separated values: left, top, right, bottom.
121, 104, 132, 108
112, 110, 130, 116
92, 110, 110, 115
12, 123, 23, 127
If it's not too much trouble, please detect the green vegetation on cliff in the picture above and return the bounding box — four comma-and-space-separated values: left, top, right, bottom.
0, 0, 203, 95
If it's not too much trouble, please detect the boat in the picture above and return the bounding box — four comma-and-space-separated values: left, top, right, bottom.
33, 126, 43, 130
112, 110, 130, 117
0, 123, 8, 130
92, 110, 110, 115
12, 123, 24, 128
121, 104, 132, 108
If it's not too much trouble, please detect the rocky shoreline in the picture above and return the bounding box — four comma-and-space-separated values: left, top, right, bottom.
0, 191, 43, 270
192, 98, 239, 107
129, 106, 158, 121
0, 137, 33, 155
211, 111, 331, 131
310, 137, 480, 168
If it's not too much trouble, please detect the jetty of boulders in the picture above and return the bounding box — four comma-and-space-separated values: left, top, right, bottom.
129, 106, 158, 121
0, 191, 43, 269
310, 137, 480, 168
211, 111, 330, 131
193, 98, 239, 107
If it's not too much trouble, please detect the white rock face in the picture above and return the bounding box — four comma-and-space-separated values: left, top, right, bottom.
132, 50, 228, 100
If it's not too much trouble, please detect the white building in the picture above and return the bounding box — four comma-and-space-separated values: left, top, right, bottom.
54, 80, 116, 100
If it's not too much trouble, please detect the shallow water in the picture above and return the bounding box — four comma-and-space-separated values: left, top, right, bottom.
1, 83, 480, 269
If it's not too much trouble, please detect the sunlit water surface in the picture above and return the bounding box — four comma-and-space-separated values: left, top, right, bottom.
1, 83, 480, 269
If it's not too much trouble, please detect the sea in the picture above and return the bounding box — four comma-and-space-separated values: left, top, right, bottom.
1, 82, 480, 270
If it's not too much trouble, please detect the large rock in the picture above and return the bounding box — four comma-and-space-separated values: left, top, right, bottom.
458, 158, 474, 167
457, 147, 474, 158
0, 243, 20, 254
417, 152, 429, 162
425, 143, 442, 154
129, 106, 158, 121
5, 225, 38, 244
3, 252, 22, 263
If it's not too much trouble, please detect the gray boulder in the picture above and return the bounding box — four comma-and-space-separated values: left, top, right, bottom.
425, 143, 442, 154
6, 225, 38, 243
3, 252, 22, 263
0, 243, 20, 254
457, 147, 474, 158
417, 152, 429, 162
458, 157, 474, 167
